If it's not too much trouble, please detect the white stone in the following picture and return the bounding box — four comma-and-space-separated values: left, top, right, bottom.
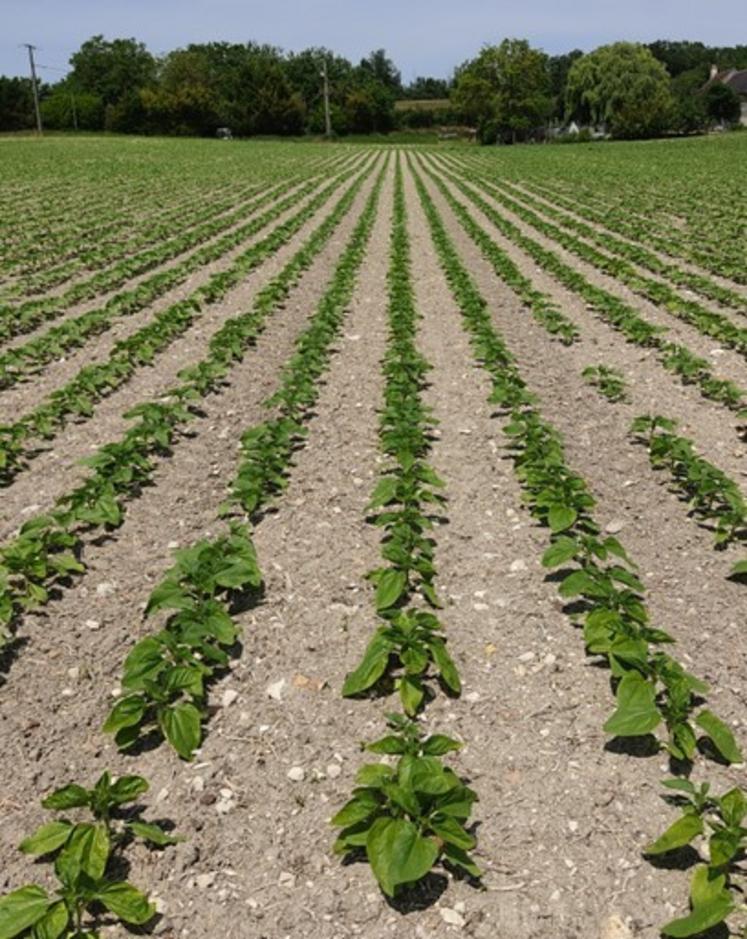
510, 559, 527, 572
601, 914, 633, 939
195, 873, 216, 889
439, 907, 465, 927
266, 679, 286, 701
85, 619, 101, 631
221, 689, 239, 708
287, 766, 305, 782
326, 764, 342, 779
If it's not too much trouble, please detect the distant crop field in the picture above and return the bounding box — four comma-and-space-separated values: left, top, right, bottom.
0, 132, 746, 939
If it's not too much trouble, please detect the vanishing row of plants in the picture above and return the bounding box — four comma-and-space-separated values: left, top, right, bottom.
105, 156, 388, 761
0, 179, 263, 302
0, 158, 359, 347
582, 364, 628, 402
631, 414, 747, 555
411, 158, 746, 937
333, 158, 481, 898
419, 155, 746, 416
487, 176, 747, 316
0, 159, 374, 486
0, 156, 380, 649
404, 156, 578, 346
0, 147, 378, 939
447, 160, 747, 360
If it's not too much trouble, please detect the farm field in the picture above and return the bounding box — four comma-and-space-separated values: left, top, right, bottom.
0, 132, 746, 939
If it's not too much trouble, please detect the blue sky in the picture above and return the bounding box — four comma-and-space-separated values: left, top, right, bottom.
3, 0, 745, 80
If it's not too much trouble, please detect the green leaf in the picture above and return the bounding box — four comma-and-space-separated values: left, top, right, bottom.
603, 673, 661, 738
442, 842, 482, 879
422, 734, 461, 756
541, 537, 579, 569
96, 882, 155, 925
375, 569, 407, 612
19, 821, 72, 857
145, 578, 193, 615
342, 633, 392, 697
30, 901, 69, 939
645, 814, 703, 855
0, 886, 51, 939
430, 816, 475, 850
730, 559, 747, 576
332, 791, 382, 827
368, 477, 398, 509
365, 817, 439, 898
695, 709, 743, 764
102, 695, 145, 735
355, 764, 395, 787
428, 638, 461, 694
399, 675, 424, 716
160, 702, 201, 760
109, 775, 149, 806
128, 821, 181, 847
662, 865, 735, 936
548, 505, 577, 533
63, 822, 109, 880
41, 784, 90, 811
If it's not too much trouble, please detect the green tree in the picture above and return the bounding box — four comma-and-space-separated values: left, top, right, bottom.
141, 49, 223, 136
565, 42, 674, 138
704, 81, 741, 125
0, 76, 35, 131
452, 39, 553, 143
40, 82, 103, 130
358, 49, 401, 95
547, 50, 583, 121
69, 35, 156, 107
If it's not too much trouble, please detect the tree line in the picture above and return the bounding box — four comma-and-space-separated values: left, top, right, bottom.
0, 35, 744, 140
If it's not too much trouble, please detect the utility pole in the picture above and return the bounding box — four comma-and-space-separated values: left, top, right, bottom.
23, 43, 43, 134
321, 59, 332, 138
69, 88, 78, 131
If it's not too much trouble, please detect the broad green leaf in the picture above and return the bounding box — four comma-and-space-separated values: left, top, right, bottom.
332, 790, 382, 828
0, 886, 51, 939
109, 775, 149, 805
645, 814, 703, 855
695, 709, 743, 764
442, 842, 482, 878
366, 817, 438, 897
145, 578, 193, 615
160, 702, 201, 760
541, 537, 579, 569
429, 638, 461, 693
342, 633, 392, 697
355, 764, 395, 787
102, 695, 145, 735
422, 734, 461, 756
368, 477, 398, 509
375, 569, 407, 612
430, 816, 475, 850
96, 882, 155, 925
662, 895, 734, 937
366, 735, 408, 755
63, 823, 109, 880
603, 674, 661, 737
548, 505, 577, 533
128, 821, 180, 847
19, 821, 72, 856
30, 901, 69, 939
41, 784, 90, 811
709, 828, 742, 867
730, 559, 747, 576
399, 675, 424, 716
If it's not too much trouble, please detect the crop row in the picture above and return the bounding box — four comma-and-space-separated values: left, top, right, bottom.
411, 157, 747, 937
489, 177, 747, 315
334, 157, 481, 898
419, 155, 746, 414
445, 157, 747, 360
0, 153, 359, 345
0, 156, 379, 649
0, 152, 388, 939
0, 158, 373, 486
0, 179, 262, 302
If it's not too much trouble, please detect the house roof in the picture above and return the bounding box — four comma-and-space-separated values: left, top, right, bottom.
712, 68, 747, 96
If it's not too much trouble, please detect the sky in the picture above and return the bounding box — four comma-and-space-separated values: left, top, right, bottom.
2, 0, 746, 81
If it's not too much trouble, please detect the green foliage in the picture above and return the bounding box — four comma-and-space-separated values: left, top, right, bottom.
0, 773, 165, 937
452, 39, 553, 143
582, 365, 627, 402
704, 81, 742, 125
333, 716, 480, 897
565, 42, 674, 138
